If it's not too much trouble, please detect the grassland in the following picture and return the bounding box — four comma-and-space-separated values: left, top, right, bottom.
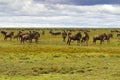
0, 28, 120, 80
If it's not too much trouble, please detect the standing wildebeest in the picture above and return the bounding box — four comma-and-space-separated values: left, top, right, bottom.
81, 32, 89, 46
49, 30, 61, 36
1, 31, 14, 41
67, 32, 82, 45
117, 33, 120, 37
104, 33, 113, 43
62, 31, 67, 42
14, 31, 22, 40
21, 31, 40, 44
30, 31, 40, 43
21, 33, 30, 44
93, 33, 107, 45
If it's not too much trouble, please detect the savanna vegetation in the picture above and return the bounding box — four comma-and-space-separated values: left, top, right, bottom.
0, 28, 120, 80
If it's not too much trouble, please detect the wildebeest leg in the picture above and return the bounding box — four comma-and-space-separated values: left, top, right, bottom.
35, 39, 38, 43
93, 38, 96, 45
81, 38, 83, 43
10, 37, 12, 41
69, 39, 71, 45
17, 37, 18, 41
67, 38, 69, 44
107, 39, 110, 44
95, 40, 96, 45
29, 38, 32, 43
23, 39, 25, 44
100, 40, 102, 45
86, 40, 88, 46
4, 36, 6, 40
21, 38, 22, 43
64, 37, 66, 42
21, 38, 23, 44
63, 37, 65, 42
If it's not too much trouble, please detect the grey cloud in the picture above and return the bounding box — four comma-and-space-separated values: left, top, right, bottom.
34, 0, 120, 5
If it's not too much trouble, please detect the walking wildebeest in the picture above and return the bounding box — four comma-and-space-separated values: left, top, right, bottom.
93, 33, 107, 45
81, 32, 89, 46
1, 31, 14, 41
67, 32, 82, 45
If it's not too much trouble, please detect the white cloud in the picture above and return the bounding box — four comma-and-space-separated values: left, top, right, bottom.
0, 0, 120, 28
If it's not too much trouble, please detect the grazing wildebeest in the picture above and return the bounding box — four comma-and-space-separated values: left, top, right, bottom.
49, 30, 61, 36
1, 31, 14, 41
81, 32, 89, 46
93, 33, 107, 45
67, 32, 82, 45
104, 33, 113, 43
62, 31, 67, 42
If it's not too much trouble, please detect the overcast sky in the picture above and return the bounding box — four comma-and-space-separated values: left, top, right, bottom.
0, 0, 120, 28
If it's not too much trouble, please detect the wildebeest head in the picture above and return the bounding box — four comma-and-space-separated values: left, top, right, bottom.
1, 31, 7, 35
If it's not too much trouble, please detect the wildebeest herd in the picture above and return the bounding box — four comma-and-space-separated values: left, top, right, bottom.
1, 30, 40, 44
0, 29, 120, 45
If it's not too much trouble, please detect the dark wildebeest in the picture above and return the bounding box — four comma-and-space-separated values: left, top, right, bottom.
111, 30, 120, 33
104, 33, 113, 43
14, 31, 22, 40
21, 31, 40, 44
81, 32, 89, 46
93, 33, 107, 45
30, 31, 40, 43
62, 31, 67, 42
117, 33, 120, 37
1, 31, 14, 41
1, 31, 7, 36
21, 33, 30, 44
49, 30, 61, 36
67, 32, 82, 45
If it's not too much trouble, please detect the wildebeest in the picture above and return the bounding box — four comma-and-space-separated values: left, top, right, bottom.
104, 33, 113, 43
49, 30, 61, 36
21, 31, 40, 44
1, 31, 14, 41
1, 31, 7, 36
117, 33, 120, 37
111, 30, 120, 33
62, 31, 67, 42
14, 31, 22, 40
30, 31, 40, 43
67, 32, 82, 45
81, 32, 89, 46
93, 33, 107, 45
